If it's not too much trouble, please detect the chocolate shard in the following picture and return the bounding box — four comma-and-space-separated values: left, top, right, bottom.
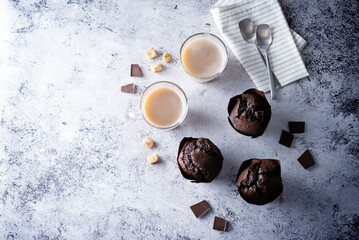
121, 83, 135, 94
289, 121, 305, 133
190, 200, 211, 218
298, 149, 315, 169
131, 64, 143, 77
279, 130, 294, 148
213, 216, 227, 231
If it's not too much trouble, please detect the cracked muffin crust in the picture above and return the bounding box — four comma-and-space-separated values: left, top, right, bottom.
236, 159, 283, 205
177, 137, 223, 183
228, 89, 271, 137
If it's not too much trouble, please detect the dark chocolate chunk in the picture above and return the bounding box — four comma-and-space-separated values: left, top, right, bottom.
131, 64, 143, 77
213, 217, 227, 231
279, 130, 294, 147
121, 83, 135, 94
289, 121, 305, 133
298, 149, 315, 169
190, 200, 211, 218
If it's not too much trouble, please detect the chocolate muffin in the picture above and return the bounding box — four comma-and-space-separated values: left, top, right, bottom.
177, 137, 223, 183
228, 89, 271, 137
236, 159, 283, 205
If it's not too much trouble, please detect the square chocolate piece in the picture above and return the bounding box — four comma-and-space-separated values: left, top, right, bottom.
121, 83, 135, 94
213, 216, 227, 231
131, 64, 143, 77
190, 200, 211, 218
279, 130, 294, 148
289, 121, 305, 133
298, 149, 315, 169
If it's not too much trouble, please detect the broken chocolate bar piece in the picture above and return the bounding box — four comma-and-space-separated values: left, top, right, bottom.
213, 216, 227, 231
121, 83, 135, 94
190, 200, 211, 218
298, 149, 315, 169
289, 121, 305, 133
131, 64, 143, 77
279, 130, 294, 148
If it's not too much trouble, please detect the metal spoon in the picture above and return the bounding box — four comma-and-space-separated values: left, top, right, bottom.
239, 18, 280, 89
256, 24, 276, 100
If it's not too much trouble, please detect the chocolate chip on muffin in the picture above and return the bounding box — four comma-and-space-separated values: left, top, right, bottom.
228, 89, 271, 138
177, 137, 223, 183
236, 159, 283, 205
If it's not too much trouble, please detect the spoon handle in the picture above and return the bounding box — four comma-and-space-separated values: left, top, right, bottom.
264, 51, 276, 100
254, 44, 281, 88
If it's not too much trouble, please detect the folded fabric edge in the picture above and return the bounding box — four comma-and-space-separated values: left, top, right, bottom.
259, 73, 310, 93
210, 0, 310, 92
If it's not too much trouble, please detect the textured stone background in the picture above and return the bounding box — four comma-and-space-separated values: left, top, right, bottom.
0, 0, 358, 239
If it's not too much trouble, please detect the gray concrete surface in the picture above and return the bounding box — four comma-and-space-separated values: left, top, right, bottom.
0, 0, 358, 239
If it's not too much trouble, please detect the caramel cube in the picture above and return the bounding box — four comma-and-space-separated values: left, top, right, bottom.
146, 48, 157, 60
143, 137, 154, 149
147, 154, 159, 164
151, 63, 163, 73
163, 52, 171, 63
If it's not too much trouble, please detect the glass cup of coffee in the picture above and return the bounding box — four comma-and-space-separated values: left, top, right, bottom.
180, 33, 228, 83
139, 81, 188, 130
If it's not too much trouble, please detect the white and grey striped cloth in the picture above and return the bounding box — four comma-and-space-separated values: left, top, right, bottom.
211, 0, 309, 92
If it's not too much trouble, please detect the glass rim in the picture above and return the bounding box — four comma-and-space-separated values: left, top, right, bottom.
140, 81, 188, 130
179, 32, 228, 81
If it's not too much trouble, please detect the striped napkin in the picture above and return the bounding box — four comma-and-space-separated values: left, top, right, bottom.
211, 0, 309, 92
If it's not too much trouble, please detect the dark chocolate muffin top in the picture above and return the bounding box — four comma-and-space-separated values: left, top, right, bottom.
177, 137, 223, 183
228, 89, 271, 137
236, 159, 283, 205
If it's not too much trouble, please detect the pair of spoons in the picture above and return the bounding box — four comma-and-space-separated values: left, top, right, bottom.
239, 18, 279, 100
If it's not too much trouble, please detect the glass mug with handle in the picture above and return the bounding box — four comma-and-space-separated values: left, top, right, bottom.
127, 81, 188, 130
